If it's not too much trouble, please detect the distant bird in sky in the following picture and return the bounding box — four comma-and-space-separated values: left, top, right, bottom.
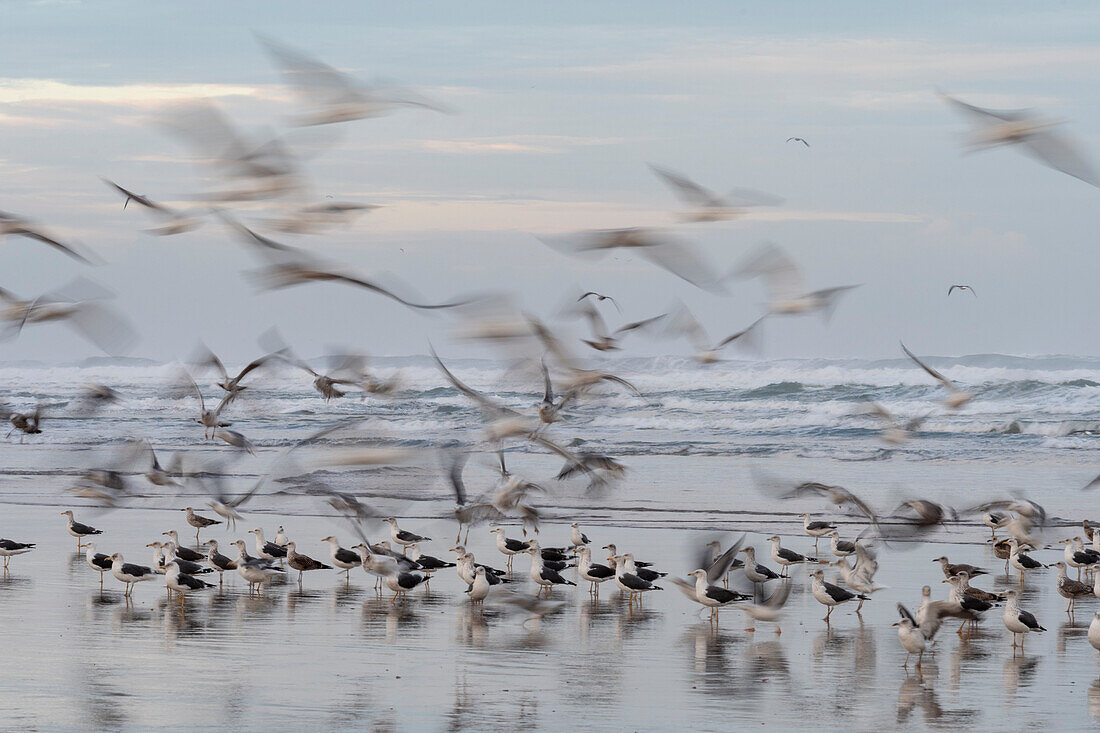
786, 137, 810, 147
948, 285, 977, 297
648, 163, 783, 222
940, 91, 1099, 187
577, 291, 621, 313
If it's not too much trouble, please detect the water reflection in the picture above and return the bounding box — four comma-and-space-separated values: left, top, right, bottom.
1003, 654, 1040, 698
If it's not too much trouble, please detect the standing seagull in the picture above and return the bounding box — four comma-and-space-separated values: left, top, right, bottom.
526, 546, 576, 597
612, 555, 662, 608
689, 569, 751, 624
84, 542, 112, 587
1003, 589, 1046, 651
164, 561, 215, 607
184, 507, 221, 544
800, 514, 835, 553
740, 546, 781, 592
767, 536, 815, 578
383, 518, 431, 555
322, 536, 364, 582
948, 285, 977, 297
61, 510, 102, 550
202, 539, 237, 587
893, 605, 929, 669
285, 542, 332, 588
810, 569, 869, 621
1089, 612, 1100, 656
109, 553, 156, 597
575, 546, 615, 598
570, 522, 590, 548
0, 538, 35, 569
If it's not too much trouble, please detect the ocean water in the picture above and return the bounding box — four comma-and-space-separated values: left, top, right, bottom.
1, 354, 1099, 730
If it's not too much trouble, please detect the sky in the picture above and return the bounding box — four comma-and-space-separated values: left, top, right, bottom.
2, 1, 1099, 363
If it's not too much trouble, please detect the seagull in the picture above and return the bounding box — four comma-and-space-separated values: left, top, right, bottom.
0, 210, 92, 262
383, 570, 428, 604
739, 547, 781, 592
1002, 589, 1046, 651
285, 542, 332, 588
828, 532, 856, 558
569, 522, 590, 548
213, 429, 255, 454
61, 510, 102, 550
1053, 562, 1094, 614
573, 300, 665, 352
688, 569, 752, 624
258, 34, 451, 126
201, 539, 237, 587
383, 518, 430, 555
733, 244, 859, 318
1090, 612, 1100, 655
648, 163, 784, 223
466, 566, 492, 605
663, 303, 765, 364
109, 553, 157, 597
612, 555, 662, 609
102, 180, 205, 235
526, 546, 576, 597
249, 528, 287, 563
164, 561, 215, 606
539, 227, 725, 292
405, 544, 456, 586
933, 556, 987, 579
0, 538, 35, 569
1008, 539, 1046, 579
193, 344, 278, 402
231, 540, 285, 594
184, 507, 221, 543
161, 531, 203, 562
948, 285, 977, 297
940, 91, 1099, 187
321, 536, 362, 582
4, 404, 43, 442
175, 371, 233, 438
865, 402, 926, 445
575, 546, 616, 598
489, 527, 531, 571
810, 569, 869, 621
766, 536, 815, 577
577, 291, 622, 313
83, 542, 112, 587
786, 137, 810, 147
893, 605, 929, 668
800, 514, 836, 552
900, 342, 973, 409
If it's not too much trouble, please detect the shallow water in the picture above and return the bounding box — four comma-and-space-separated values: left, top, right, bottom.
3, 502, 1100, 731
1, 358, 1099, 730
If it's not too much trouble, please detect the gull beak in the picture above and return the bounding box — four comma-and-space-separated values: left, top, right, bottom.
891, 621, 900, 627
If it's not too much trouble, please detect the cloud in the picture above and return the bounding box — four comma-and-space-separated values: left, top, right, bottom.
0, 78, 270, 106
352, 134, 627, 155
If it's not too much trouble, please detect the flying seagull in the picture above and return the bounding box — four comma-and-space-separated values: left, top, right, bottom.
948, 285, 977, 297
648, 163, 783, 222
786, 137, 810, 147
940, 91, 1099, 187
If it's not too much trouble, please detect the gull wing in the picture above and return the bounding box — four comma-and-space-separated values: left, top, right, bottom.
734, 243, 805, 303
648, 163, 722, 207
1021, 128, 1100, 187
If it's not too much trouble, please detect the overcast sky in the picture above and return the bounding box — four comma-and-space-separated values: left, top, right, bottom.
2, 1, 1099, 364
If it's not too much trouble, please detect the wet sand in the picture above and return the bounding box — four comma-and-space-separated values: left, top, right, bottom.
2, 502, 1100, 731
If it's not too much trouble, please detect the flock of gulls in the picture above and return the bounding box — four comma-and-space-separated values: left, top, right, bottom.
2, 36, 1100, 683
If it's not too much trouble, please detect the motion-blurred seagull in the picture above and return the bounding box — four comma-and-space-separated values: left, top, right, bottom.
948, 285, 977, 297
229, 217, 479, 310
193, 344, 279, 402
540, 228, 724, 292
572, 299, 665, 352
940, 91, 1099, 187
900, 342, 973, 409
174, 371, 233, 438
865, 402, 926, 445
648, 163, 783, 222
258, 35, 451, 126
733, 244, 858, 318
0, 210, 92, 263
102, 180, 205, 235
0, 280, 138, 355
664, 303, 764, 364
